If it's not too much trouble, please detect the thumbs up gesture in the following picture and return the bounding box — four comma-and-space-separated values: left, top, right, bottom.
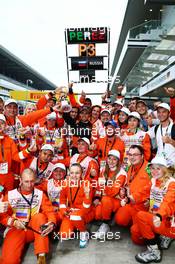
0, 194, 8, 213
84, 181, 90, 198
89, 142, 97, 151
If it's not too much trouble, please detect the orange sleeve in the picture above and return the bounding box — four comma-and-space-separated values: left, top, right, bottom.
68, 93, 80, 108
52, 157, 70, 167
85, 160, 99, 182
157, 182, 175, 220
105, 174, 126, 197
56, 116, 64, 128
143, 133, 151, 161
170, 97, 175, 122
0, 194, 14, 227
35, 180, 48, 192
36, 95, 48, 110
11, 139, 31, 163
40, 193, 57, 224
116, 140, 125, 163
59, 186, 68, 216
131, 174, 151, 203
79, 95, 86, 104
18, 108, 51, 127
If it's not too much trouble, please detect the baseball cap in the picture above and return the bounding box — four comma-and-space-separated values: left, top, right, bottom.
100, 108, 111, 115
128, 111, 141, 120
79, 106, 91, 113
118, 107, 130, 116
4, 99, 18, 107
104, 120, 118, 128
0, 114, 6, 122
150, 156, 168, 167
136, 100, 147, 107
46, 112, 57, 120
108, 149, 120, 160
157, 103, 170, 112
41, 144, 54, 153
113, 100, 123, 107
78, 137, 90, 146
53, 163, 66, 171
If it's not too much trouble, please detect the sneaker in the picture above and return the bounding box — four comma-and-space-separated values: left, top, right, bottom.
93, 223, 110, 240
135, 245, 162, 263
79, 231, 89, 248
159, 235, 173, 250
37, 255, 46, 264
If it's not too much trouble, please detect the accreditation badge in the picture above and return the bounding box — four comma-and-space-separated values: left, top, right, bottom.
0, 162, 8, 174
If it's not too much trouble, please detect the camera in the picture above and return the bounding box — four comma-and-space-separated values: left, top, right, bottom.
40, 224, 48, 232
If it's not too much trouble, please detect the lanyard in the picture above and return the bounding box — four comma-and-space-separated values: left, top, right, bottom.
104, 137, 116, 157
160, 123, 170, 149
129, 160, 144, 184
77, 154, 88, 164
36, 158, 49, 177
46, 129, 55, 143
20, 190, 35, 207
5, 116, 17, 135
19, 190, 35, 223
0, 143, 5, 162
70, 186, 80, 207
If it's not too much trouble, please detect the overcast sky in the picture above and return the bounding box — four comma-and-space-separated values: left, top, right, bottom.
0, 0, 127, 102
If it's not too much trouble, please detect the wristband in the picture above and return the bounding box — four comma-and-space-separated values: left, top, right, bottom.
26, 148, 31, 153
155, 213, 162, 221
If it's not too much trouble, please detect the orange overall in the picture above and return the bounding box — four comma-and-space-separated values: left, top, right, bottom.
115, 160, 151, 226
131, 180, 175, 245
59, 180, 94, 239
95, 168, 127, 221
0, 188, 56, 264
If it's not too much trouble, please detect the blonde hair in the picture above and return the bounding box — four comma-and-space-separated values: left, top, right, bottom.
24, 103, 36, 114
159, 166, 173, 189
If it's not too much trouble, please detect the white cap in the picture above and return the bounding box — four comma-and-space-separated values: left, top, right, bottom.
100, 108, 111, 115
78, 137, 90, 146
157, 103, 170, 112
4, 99, 18, 107
46, 112, 57, 120
113, 100, 123, 107
128, 111, 141, 120
150, 156, 168, 167
119, 107, 130, 116
53, 163, 66, 171
0, 114, 6, 122
108, 149, 120, 159
41, 144, 54, 153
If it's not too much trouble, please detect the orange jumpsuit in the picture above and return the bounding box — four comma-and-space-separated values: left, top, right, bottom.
121, 129, 151, 166
0, 135, 31, 191
0, 188, 56, 264
95, 168, 127, 221
57, 153, 99, 183
91, 136, 125, 165
59, 180, 94, 239
68, 93, 85, 108
115, 160, 151, 226
131, 178, 175, 245
36, 178, 65, 224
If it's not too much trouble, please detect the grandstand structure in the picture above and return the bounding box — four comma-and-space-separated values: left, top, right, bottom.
110, 0, 175, 99
0, 45, 56, 100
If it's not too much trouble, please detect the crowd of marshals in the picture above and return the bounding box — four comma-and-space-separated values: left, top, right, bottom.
0, 84, 175, 264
